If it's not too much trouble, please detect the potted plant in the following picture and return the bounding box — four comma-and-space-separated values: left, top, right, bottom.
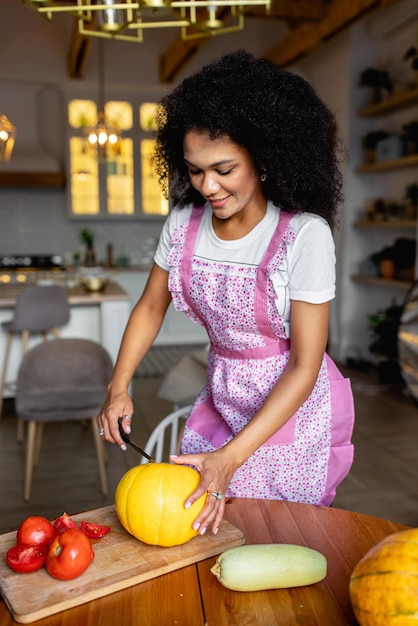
405, 182, 418, 219
370, 238, 416, 281
368, 301, 403, 384
404, 46, 418, 70
361, 130, 390, 163
358, 67, 394, 103
401, 120, 418, 155
80, 228, 96, 266
391, 237, 416, 282
370, 245, 395, 279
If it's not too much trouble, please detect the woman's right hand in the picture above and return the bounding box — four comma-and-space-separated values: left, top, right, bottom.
96, 389, 134, 449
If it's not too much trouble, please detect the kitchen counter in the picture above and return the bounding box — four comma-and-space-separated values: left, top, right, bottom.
0, 266, 208, 346
0, 281, 130, 398
0, 281, 129, 308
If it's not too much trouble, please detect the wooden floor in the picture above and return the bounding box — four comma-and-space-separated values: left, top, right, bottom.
1, 364, 418, 535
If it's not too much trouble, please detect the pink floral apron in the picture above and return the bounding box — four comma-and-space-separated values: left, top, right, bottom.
167, 205, 354, 505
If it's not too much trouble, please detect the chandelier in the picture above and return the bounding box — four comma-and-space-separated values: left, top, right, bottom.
85, 40, 122, 160
23, 0, 271, 42
0, 114, 17, 162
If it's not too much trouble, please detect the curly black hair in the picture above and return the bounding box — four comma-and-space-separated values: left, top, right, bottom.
153, 50, 344, 229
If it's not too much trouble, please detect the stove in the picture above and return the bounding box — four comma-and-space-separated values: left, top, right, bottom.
0, 254, 66, 270
0, 254, 66, 285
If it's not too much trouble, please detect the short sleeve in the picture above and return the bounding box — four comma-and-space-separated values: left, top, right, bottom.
154, 206, 192, 271
154, 215, 172, 271
288, 214, 335, 304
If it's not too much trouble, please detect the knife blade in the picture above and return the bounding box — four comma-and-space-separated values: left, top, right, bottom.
118, 418, 155, 463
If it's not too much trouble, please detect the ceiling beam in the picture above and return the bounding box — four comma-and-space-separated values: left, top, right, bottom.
159, 37, 209, 85
68, 20, 93, 79
263, 0, 402, 67
245, 0, 326, 22
159, 6, 234, 84
159, 0, 329, 83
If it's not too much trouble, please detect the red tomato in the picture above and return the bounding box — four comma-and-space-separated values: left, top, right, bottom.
16, 516, 56, 547
6, 544, 46, 574
53, 512, 78, 534
80, 521, 110, 539
45, 528, 94, 580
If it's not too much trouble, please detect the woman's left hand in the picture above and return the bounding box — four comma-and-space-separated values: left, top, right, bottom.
169, 449, 236, 536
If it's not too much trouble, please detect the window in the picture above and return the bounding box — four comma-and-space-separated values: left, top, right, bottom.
139, 103, 169, 216
68, 99, 168, 218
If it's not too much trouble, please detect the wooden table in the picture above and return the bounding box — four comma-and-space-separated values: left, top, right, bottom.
0, 499, 407, 626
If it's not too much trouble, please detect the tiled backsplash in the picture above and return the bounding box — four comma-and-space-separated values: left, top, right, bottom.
0, 188, 164, 265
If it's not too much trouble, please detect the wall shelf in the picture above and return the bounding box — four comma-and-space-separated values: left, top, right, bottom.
356, 154, 418, 173
352, 275, 413, 290
357, 86, 418, 117
353, 219, 417, 229
0, 171, 66, 189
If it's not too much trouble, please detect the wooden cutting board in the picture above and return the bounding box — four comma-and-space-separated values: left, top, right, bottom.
0, 505, 245, 624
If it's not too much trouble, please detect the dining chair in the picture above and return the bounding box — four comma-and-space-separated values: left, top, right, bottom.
141, 405, 192, 464
0, 284, 70, 441
15, 337, 113, 501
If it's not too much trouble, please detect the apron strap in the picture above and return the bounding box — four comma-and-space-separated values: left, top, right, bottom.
255, 210, 294, 339
180, 205, 208, 329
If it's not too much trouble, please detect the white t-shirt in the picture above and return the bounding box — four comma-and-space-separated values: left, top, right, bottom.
154, 201, 335, 334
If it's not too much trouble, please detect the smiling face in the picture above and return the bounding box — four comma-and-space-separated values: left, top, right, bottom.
183, 131, 266, 226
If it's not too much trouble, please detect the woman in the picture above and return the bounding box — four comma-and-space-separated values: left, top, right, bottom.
97, 50, 354, 537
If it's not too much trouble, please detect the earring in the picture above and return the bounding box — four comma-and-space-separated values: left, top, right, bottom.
261, 170, 267, 182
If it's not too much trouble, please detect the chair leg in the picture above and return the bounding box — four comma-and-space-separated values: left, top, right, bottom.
17, 419, 25, 444
34, 423, 44, 467
24, 421, 37, 502
0, 332, 13, 419
21, 330, 29, 355
91, 420, 108, 496
17, 331, 31, 444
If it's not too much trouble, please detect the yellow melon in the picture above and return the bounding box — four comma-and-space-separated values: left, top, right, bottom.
115, 462, 206, 547
349, 528, 418, 625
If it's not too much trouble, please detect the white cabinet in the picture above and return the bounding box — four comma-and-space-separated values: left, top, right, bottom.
0, 298, 131, 399
98, 300, 131, 363
114, 271, 208, 346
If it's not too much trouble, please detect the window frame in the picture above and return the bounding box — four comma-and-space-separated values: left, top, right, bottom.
64, 85, 170, 222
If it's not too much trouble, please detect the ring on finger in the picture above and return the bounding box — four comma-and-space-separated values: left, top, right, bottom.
208, 492, 223, 501
99, 427, 105, 436
123, 414, 133, 420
